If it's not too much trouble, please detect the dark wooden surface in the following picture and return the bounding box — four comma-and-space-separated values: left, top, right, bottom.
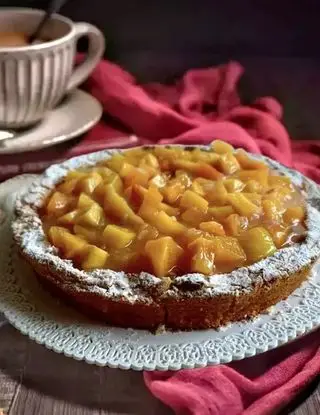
0, 314, 319, 415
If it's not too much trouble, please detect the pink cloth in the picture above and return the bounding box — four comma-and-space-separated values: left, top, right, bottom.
82, 59, 320, 414
84, 59, 320, 182
144, 330, 320, 415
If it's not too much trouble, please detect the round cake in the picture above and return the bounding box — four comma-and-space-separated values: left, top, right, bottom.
12, 142, 320, 331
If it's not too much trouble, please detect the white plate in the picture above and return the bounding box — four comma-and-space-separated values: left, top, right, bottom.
0, 175, 319, 371
0, 90, 102, 155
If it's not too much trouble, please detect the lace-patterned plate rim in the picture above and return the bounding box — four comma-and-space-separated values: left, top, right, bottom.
0, 174, 320, 371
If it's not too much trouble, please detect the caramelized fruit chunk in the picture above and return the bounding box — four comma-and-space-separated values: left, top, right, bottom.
77, 172, 103, 194
103, 224, 135, 249
239, 227, 276, 263
46, 192, 71, 216
227, 193, 261, 218
145, 236, 183, 277
76, 204, 105, 228
82, 245, 109, 270
74, 224, 100, 244
104, 184, 143, 226
181, 208, 207, 227
49, 226, 87, 259
188, 237, 215, 274
211, 140, 234, 154
224, 214, 248, 236
216, 153, 240, 175
235, 149, 268, 170
212, 237, 246, 270
199, 221, 225, 236
180, 190, 208, 213
57, 210, 79, 225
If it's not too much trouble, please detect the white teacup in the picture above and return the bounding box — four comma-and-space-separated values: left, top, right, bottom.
0, 8, 105, 128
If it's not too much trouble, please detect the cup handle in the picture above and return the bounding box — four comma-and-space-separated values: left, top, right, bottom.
66, 22, 105, 92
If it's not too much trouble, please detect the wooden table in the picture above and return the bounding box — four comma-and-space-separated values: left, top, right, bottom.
0, 313, 319, 415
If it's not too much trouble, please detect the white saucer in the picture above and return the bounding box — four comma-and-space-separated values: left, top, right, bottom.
0, 89, 103, 155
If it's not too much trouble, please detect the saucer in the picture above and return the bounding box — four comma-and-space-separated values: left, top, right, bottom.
0, 89, 103, 155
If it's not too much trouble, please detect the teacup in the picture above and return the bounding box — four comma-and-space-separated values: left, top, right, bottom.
0, 8, 105, 128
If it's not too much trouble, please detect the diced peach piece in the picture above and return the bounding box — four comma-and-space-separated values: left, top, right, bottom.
57, 210, 79, 225
199, 221, 225, 236
94, 174, 123, 200
188, 237, 215, 274
76, 172, 103, 195
179, 228, 203, 246
138, 200, 159, 223
153, 211, 186, 235
102, 224, 136, 249
174, 160, 223, 180
104, 184, 144, 226
145, 236, 183, 277
205, 180, 228, 205
236, 169, 269, 187
123, 148, 147, 165
283, 206, 305, 224
223, 214, 248, 236
227, 193, 261, 217
163, 180, 185, 204
137, 224, 159, 242
107, 173, 123, 193
120, 162, 150, 187
144, 186, 163, 205
212, 236, 246, 269
160, 203, 180, 217
262, 199, 282, 223
208, 206, 234, 220
81, 245, 109, 270
235, 149, 268, 170
65, 170, 87, 181
48, 226, 87, 259
76, 203, 105, 228
195, 163, 223, 180
92, 166, 113, 179
211, 140, 234, 154
180, 190, 208, 213
244, 179, 264, 194
106, 153, 126, 172
239, 227, 276, 263
216, 153, 240, 175
143, 152, 160, 168
190, 180, 205, 196
181, 208, 207, 227
46, 191, 71, 216
223, 178, 245, 193
266, 224, 289, 248
74, 224, 101, 244
139, 153, 159, 169
191, 148, 220, 164
48, 226, 67, 246
57, 178, 78, 194
77, 193, 96, 209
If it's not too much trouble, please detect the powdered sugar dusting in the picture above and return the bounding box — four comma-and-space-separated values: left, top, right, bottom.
11, 146, 320, 303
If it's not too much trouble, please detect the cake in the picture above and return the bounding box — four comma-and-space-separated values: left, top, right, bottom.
12, 142, 320, 331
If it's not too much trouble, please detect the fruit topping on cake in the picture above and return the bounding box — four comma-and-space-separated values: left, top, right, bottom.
39, 142, 307, 278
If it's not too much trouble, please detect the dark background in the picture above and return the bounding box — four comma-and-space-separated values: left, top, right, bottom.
2, 0, 320, 139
